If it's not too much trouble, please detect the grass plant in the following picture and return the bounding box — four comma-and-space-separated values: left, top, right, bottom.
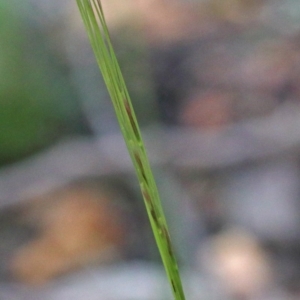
76, 1, 186, 299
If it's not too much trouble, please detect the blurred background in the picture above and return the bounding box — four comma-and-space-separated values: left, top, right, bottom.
1, 0, 300, 299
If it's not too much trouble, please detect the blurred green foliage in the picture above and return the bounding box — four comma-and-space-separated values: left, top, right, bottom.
0, 2, 82, 166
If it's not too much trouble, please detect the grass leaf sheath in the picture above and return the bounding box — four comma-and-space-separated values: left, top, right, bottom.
76, 1, 186, 299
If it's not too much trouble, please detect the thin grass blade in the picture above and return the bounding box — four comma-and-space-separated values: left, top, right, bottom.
76, 1, 186, 299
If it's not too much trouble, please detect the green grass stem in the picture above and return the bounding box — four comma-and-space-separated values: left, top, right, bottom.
75, 1, 186, 299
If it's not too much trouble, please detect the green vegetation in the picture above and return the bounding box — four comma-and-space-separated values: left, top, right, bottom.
76, 1, 186, 299
0, 1, 81, 166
